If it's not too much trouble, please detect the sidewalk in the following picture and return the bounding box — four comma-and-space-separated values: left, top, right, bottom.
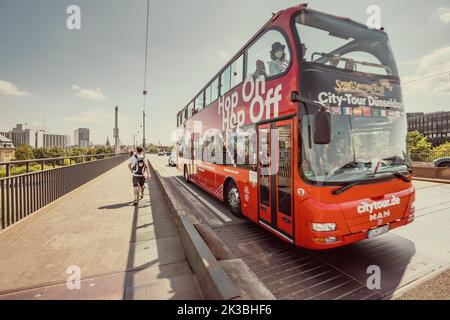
0, 160, 202, 300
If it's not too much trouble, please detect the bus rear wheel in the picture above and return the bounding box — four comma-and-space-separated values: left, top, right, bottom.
226, 181, 242, 217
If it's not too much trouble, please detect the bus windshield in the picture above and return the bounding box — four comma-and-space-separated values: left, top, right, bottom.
295, 10, 399, 77
300, 104, 409, 184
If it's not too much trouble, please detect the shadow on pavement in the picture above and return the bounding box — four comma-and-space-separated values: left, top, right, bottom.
98, 202, 133, 210
122, 165, 202, 300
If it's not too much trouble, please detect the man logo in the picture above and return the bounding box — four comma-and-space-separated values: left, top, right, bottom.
369, 210, 391, 222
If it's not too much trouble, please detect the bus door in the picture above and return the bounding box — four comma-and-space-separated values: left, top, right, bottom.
257, 120, 294, 241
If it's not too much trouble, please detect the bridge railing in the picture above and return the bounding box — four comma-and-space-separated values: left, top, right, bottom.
0, 153, 128, 230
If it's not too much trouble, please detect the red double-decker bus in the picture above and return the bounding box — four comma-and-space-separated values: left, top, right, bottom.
174, 4, 415, 249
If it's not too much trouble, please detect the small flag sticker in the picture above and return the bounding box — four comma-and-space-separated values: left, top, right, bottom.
331, 107, 342, 114
353, 107, 363, 116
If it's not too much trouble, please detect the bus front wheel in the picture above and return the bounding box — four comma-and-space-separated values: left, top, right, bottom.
226, 181, 242, 217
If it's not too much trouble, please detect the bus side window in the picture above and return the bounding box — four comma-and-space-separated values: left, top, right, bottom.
188, 101, 194, 118
230, 55, 244, 89
247, 30, 291, 78
195, 91, 205, 111
220, 65, 232, 95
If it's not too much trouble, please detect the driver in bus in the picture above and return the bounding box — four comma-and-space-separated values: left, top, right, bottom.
330, 54, 340, 67
269, 42, 289, 76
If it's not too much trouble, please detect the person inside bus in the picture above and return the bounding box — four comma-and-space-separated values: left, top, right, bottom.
269, 42, 289, 76
330, 54, 340, 67
300, 43, 308, 60
345, 59, 355, 71
252, 59, 268, 79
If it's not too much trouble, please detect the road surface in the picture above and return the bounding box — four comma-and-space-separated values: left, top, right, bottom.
151, 154, 450, 300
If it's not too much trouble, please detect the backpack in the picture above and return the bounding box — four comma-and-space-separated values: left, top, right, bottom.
133, 155, 146, 176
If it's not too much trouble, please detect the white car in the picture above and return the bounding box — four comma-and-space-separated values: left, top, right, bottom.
168, 150, 177, 167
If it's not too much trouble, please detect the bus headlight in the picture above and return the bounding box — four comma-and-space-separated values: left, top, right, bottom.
312, 223, 336, 232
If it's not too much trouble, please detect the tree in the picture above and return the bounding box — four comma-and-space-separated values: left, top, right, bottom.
33, 147, 50, 159
433, 142, 450, 158
47, 146, 65, 158
106, 146, 114, 154
407, 131, 432, 161
147, 144, 159, 154
14, 144, 35, 160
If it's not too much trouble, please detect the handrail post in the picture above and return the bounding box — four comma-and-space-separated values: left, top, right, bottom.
6, 164, 10, 177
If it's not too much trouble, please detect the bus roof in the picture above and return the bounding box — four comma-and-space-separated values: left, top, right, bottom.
176, 4, 387, 118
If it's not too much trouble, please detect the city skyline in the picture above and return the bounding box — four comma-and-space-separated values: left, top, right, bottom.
0, 0, 449, 145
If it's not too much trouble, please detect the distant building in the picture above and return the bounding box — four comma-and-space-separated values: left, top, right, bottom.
0, 134, 15, 162
6, 124, 44, 148
43, 133, 70, 149
407, 111, 450, 146
105, 136, 110, 147
74, 128, 90, 148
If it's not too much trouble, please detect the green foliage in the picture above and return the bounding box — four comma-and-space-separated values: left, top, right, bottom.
407, 131, 432, 161
47, 146, 65, 158
433, 142, 450, 153
0, 164, 54, 178
432, 142, 450, 159
33, 147, 49, 159
14, 144, 35, 160
147, 144, 159, 154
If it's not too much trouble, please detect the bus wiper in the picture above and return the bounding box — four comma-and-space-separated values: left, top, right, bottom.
332, 171, 411, 196
385, 171, 411, 182
332, 180, 365, 195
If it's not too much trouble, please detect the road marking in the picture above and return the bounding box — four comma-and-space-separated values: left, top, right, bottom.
173, 176, 233, 223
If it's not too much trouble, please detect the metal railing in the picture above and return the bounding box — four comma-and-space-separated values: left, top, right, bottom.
0, 153, 128, 230
410, 150, 450, 163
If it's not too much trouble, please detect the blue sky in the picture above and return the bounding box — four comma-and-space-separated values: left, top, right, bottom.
0, 0, 449, 145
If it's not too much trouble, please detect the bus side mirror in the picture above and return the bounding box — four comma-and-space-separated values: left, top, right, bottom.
313, 108, 331, 145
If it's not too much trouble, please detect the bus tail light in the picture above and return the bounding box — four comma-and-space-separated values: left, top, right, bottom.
312, 223, 336, 232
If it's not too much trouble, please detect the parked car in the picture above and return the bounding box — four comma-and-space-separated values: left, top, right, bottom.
434, 157, 450, 168
168, 150, 177, 167
158, 151, 164, 156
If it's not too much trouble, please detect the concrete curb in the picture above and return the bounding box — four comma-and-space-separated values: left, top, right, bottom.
148, 161, 240, 300
388, 265, 450, 300
413, 177, 450, 184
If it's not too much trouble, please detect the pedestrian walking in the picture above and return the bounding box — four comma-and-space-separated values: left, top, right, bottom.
128, 146, 150, 206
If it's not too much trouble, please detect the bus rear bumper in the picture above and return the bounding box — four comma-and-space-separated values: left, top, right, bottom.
302, 215, 413, 250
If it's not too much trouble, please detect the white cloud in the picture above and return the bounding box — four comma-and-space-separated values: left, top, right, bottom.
0, 80, 31, 96
72, 84, 106, 101
63, 109, 125, 125
436, 7, 450, 24
402, 46, 450, 96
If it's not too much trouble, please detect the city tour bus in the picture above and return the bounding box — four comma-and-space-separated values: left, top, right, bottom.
174, 4, 415, 249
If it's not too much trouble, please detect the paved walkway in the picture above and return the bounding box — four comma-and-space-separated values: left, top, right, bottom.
0, 161, 202, 300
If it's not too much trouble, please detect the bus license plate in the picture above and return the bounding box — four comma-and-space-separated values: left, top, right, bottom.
367, 225, 390, 239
